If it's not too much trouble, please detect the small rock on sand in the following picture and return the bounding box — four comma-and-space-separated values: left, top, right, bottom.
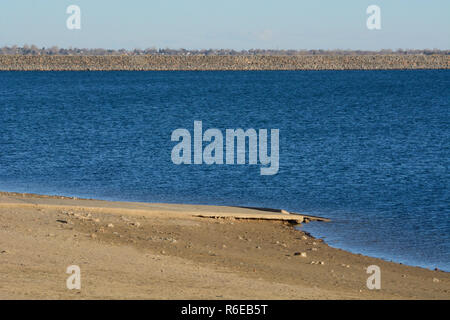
107, 223, 114, 228
294, 252, 307, 258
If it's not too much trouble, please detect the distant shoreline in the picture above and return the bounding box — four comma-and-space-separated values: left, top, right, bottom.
1, 54, 449, 71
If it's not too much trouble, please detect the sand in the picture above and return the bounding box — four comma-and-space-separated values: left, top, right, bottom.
0, 191, 448, 299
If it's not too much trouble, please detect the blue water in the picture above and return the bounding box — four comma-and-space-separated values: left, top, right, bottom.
0, 70, 448, 271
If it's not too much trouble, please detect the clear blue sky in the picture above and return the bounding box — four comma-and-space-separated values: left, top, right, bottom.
0, 0, 448, 50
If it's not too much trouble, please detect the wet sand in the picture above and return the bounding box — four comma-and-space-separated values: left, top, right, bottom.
0, 191, 448, 299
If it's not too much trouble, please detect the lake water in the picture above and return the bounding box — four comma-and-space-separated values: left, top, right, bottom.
0, 70, 448, 271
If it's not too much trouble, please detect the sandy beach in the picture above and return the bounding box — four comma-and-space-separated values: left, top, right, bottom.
0, 191, 448, 299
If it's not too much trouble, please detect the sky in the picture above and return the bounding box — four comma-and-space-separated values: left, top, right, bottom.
0, 0, 449, 50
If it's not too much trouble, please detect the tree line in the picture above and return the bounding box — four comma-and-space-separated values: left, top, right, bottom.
0, 45, 448, 56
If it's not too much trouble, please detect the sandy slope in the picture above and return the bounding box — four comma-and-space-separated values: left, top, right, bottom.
0, 192, 448, 299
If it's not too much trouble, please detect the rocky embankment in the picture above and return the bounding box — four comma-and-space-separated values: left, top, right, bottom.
0, 55, 448, 71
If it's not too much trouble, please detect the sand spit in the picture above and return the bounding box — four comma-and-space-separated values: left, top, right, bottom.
0, 191, 324, 224
0, 191, 448, 299
0, 55, 448, 71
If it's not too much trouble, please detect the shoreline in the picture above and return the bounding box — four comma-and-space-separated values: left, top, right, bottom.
0, 191, 448, 299
299, 223, 449, 274
2, 190, 445, 272
0, 191, 329, 224
0, 55, 449, 71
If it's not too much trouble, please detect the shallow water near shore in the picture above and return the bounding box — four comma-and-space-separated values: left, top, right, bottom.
0, 70, 448, 271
